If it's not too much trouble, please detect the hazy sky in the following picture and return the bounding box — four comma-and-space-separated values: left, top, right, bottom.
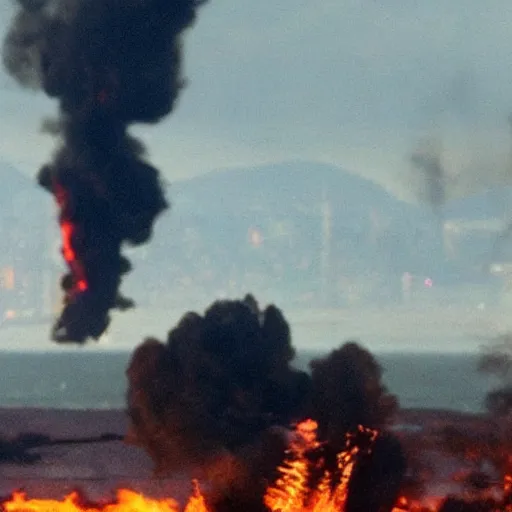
1, 0, 512, 198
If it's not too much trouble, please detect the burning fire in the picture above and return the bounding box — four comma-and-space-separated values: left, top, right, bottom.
53, 182, 89, 296
0, 422, 381, 512
264, 420, 378, 512
3, 421, 512, 512
0, 489, 477, 512
60, 220, 88, 293
4, 480, 208, 512
5, 489, 183, 512
0, 491, 445, 512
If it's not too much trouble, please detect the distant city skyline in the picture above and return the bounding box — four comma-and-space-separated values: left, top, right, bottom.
0, 160, 510, 329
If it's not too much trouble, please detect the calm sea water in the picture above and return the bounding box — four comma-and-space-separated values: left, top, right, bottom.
0, 351, 498, 413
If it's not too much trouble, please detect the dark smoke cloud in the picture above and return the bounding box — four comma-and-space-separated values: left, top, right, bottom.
125, 294, 310, 475
308, 342, 398, 452
346, 432, 406, 512
410, 138, 448, 211
2, 0, 208, 343
125, 294, 403, 510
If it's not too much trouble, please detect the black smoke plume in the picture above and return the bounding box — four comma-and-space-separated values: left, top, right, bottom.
125, 294, 403, 511
307, 342, 398, 452
125, 294, 310, 475
2, 0, 208, 343
410, 138, 447, 212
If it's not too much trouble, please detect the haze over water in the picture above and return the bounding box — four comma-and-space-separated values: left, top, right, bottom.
0, 350, 495, 413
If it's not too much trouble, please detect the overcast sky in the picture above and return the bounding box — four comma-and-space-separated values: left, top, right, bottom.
1, 0, 512, 199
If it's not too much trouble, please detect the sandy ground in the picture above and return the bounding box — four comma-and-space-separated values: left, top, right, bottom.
0, 408, 194, 502
0, 407, 485, 503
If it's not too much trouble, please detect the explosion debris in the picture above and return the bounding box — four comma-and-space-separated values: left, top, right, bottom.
2, 0, 209, 343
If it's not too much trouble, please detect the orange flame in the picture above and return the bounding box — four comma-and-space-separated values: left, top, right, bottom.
0, 488, 454, 512
264, 420, 378, 512
183, 481, 209, 512
5, 490, 176, 512
61, 221, 77, 263
53, 183, 89, 294
3, 433, 512, 512
59, 219, 88, 293
3, 487, 208, 512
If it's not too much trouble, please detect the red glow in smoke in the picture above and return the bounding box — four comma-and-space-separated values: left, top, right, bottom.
54, 183, 89, 294
60, 221, 76, 262
97, 89, 108, 104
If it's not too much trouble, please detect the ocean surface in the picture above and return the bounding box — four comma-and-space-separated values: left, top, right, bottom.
0, 350, 498, 413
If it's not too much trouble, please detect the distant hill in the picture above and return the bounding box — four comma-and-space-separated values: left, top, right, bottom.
1, 158, 510, 311
168, 161, 434, 248
172, 160, 413, 220
134, 161, 450, 307
151, 162, 512, 300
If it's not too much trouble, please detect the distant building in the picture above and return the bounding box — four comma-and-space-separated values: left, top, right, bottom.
0, 166, 51, 322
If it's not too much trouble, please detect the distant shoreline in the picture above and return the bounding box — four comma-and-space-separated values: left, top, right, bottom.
0, 303, 509, 352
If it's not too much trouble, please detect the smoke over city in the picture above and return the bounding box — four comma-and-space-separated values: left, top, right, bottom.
2, 0, 208, 343
410, 138, 448, 212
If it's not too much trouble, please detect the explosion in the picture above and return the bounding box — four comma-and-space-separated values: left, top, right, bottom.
125, 294, 310, 475
124, 294, 405, 512
2, 0, 209, 343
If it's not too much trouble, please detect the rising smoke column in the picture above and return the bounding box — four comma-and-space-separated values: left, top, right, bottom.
2, 0, 208, 343
125, 294, 311, 475
410, 138, 447, 212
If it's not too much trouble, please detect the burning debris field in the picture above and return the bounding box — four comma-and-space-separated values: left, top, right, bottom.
0, 296, 509, 511
2, 0, 209, 344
